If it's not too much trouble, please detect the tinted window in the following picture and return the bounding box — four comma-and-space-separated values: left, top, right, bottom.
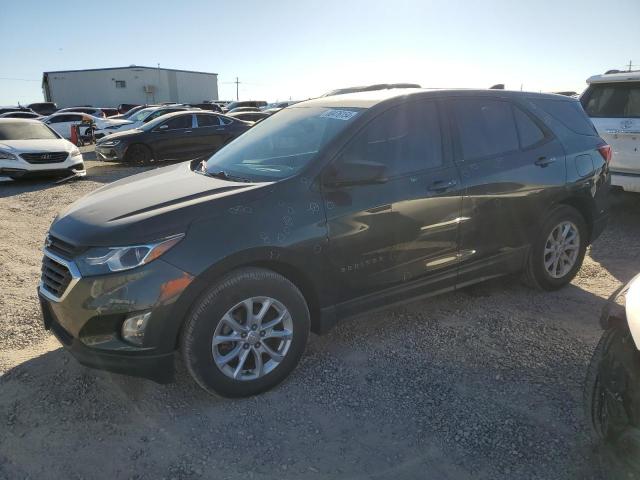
530, 98, 596, 136
146, 109, 180, 122
514, 107, 545, 148
452, 99, 519, 160
163, 115, 192, 130
196, 114, 221, 127
219, 117, 233, 126
336, 101, 442, 176
582, 82, 640, 118
49, 114, 74, 123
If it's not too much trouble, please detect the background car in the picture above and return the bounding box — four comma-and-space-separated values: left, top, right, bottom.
321, 83, 421, 97
0, 118, 85, 179
95, 105, 196, 137
95, 110, 250, 164
226, 111, 271, 123
223, 100, 267, 112
56, 107, 106, 118
117, 103, 140, 114
581, 69, 640, 193
0, 106, 35, 116
101, 108, 120, 117
227, 106, 260, 114
187, 102, 223, 113
42, 112, 131, 140
27, 102, 58, 116
0, 111, 41, 119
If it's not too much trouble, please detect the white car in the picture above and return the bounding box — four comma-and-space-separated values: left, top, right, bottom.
0, 119, 86, 180
42, 112, 131, 140
95, 106, 192, 137
581, 69, 640, 192
56, 107, 106, 118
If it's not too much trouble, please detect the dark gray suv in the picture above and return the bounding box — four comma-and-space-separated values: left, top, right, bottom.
39, 89, 610, 397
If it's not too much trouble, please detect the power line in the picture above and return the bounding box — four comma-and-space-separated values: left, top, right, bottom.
0, 77, 40, 82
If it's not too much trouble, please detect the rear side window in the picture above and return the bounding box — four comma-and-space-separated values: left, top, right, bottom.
163, 115, 192, 130
196, 114, 221, 127
336, 100, 443, 176
529, 98, 596, 136
513, 107, 545, 148
452, 99, 519, 160
582, 82, 640, 118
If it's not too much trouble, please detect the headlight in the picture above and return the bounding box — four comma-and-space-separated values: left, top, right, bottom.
70, 147, 81, 157
0, 149, 17, 160
98, 139, 121, 147
76, 234, 184, 276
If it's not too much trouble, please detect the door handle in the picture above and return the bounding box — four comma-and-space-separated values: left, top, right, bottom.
534, 156, 556, 167
428, 179, 458, 192
184, 130, 193, 134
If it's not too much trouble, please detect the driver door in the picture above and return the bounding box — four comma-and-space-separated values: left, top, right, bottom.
322, 100, 462, 308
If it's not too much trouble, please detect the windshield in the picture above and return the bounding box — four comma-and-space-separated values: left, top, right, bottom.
0, 122, 59, 140
204, 106, 362, 181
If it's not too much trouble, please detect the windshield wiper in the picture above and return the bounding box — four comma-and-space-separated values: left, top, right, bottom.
200, 169, 252, 183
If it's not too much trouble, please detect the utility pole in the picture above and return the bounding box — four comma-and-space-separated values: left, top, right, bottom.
627, 60, 635, 72
235, 77, 240, 100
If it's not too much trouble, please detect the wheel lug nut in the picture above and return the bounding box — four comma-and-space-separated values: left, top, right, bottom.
241, 333, 247, 338
251, 324, 258, 331
260, 331, 265, 337
255, 342, 261, 348
243, 343, 250, 349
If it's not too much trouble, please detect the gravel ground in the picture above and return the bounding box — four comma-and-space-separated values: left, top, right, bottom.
1, 150, 639, 479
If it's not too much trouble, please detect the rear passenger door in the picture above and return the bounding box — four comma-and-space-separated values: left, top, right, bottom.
324, 100, 462, 309
447, 96, 567, 286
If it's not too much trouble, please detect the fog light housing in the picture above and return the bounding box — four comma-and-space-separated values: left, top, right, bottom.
121, 312, 151, 346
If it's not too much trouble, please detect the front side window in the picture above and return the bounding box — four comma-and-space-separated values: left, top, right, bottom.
162, 115, 192, 130
452, 99, 519, 160
582, 82, 640, 118
333, 101, 443, 177
205, 106, 362, 181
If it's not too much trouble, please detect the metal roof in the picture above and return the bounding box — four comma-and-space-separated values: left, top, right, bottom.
43, 66, 218, 76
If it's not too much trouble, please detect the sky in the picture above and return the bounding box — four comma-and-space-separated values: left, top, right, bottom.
1, 0, 639, 104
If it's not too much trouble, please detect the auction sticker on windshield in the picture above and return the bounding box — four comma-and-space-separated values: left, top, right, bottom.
320, 109, 359, 121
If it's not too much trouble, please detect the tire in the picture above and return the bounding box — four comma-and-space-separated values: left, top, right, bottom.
522, 205, 587, 290
180, 268, 310, 398
125, 144, 153, 165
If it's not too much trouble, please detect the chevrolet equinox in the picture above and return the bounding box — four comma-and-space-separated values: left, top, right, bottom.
39, 89, 610, 397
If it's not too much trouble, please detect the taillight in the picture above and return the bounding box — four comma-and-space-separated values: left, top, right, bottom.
597, 144, 612, 164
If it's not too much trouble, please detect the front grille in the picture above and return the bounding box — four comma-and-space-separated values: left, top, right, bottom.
41, 255, 73, 299
20, 151, 69, 164
46, 234, 85, 259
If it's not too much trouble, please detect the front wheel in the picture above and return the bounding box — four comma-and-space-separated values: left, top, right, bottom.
180, 268, 310, 397
125, 144, 152, 165
523, 205, 587, 290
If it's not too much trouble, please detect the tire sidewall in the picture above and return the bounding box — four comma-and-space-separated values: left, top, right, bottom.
531, 205, 588, 290
181, 269, 310, 398
126, 144, 152, 165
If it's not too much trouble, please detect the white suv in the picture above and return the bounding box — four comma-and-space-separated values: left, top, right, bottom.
581, 70, 640, 192
0, 119, 85, 180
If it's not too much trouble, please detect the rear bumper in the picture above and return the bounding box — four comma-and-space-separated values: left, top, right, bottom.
611, 171, 640, 193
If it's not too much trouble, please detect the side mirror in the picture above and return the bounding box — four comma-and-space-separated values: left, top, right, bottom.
155, 124, 169, 132
324, 160, 388, 188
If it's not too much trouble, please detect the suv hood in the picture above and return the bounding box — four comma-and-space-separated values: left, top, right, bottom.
50, 161, 272, 247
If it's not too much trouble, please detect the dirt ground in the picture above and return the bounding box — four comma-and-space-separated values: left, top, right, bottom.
1, 152, 639, 479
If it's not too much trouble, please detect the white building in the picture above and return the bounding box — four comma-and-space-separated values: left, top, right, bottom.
42, 65, 218, 108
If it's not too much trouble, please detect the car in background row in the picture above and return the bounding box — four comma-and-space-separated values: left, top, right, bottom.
117, 103, 140, 114
95, 111, 250, 164
581, 69, 640, 193
0, 119, 85, 179
42, 112, 130, 140
0, 111, 41, 119
227, 106, 260, 114
95, 105, 196, 138
227, 111, 271, 123
187, 102, 223, 113
27, 102, 58, 116
261, 101, 300, 111
223, 100, 267, 112
0, 106, 37, 116
321, 82, 421, 97
41, 89, 610, 397
57, 107, 107, 118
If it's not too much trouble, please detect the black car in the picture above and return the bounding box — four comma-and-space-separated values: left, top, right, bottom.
40, 89, 609, 397
27, 102, 58, 116
95, 111, 250, 163
227, 111, 271, 123
223, 100, 267, 112
188, 102, 223, 113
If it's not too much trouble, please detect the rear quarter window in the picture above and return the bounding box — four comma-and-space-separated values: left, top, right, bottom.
581, 82, 640, 118
529, 98, 596, 136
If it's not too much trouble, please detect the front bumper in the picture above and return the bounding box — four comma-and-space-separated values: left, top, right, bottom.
611, 171, 640, 193
95, 143, 126, 162
0, 155, 85, 178
38, 254, 194, 383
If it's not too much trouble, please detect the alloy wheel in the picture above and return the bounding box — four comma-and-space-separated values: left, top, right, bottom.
544, 221, 580, 278
211, 296, 293, 381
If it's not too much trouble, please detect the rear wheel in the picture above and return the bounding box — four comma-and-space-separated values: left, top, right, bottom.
523, 205, 587, 290
180, 268, 310, 397
125, 144, 152, 165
